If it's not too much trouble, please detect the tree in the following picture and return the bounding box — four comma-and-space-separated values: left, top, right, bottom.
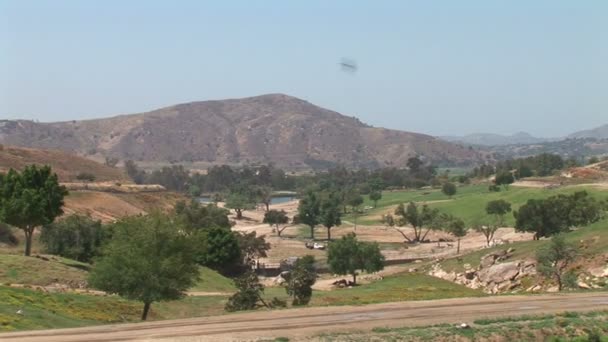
194, 226, 241, 272
514, 191, 603, 239
88, 213, 199, 320
225, 193, 255, 219
297, 190, 321, 240
407, 156, 423, 173
124, 160, 147, 184
327, 233, 384, 285
188, 184, 202, 197
369, 190, 382, 208
284, 255, 316, 305
494, 171, 514, 189
263, 209, 290, 237
0, 223, 18, 246
393, 202, 439, 243
174, 200, 232, 231
536, 235, 578, 291
441, 182, 457, 198
442, 215, 467, 254
0, 165, 68, 256
347, 193, 364, 230
319, 193, 342, 241
474, 223, 499, 247
254, 186, 273, 212
485, 199, 512, 227
225, 271, 268, 312
235, 231, 270, 266
40, 214, 105, 262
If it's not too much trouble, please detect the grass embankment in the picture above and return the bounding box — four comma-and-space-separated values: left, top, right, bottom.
316, 311, 608, 341
350, 184, 608, 226
0, 254, 89, 286
0, 272, 481, 332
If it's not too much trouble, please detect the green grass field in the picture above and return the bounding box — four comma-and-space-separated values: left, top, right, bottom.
350, 184, 608, 226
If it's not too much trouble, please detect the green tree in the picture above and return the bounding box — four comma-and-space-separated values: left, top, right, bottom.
235, 231, 270, 266
0, 165, 68, 256
494, 171, 514, 189
297, 190, 321, 240
194, 226, 241, 272
514, 191, 603, 239
327, 233, 384, 284
320, 193, 342, 241
442, 215, 467, 254
40, 214, 105, 262
441, 182, 457, 198
369, 190, 382, 208
347, 193, 364, 230
188, 184, 202, 197
254, 186, 273, 212
88, 213, 199, 320
394, 202, 439, 242
485, 199, 512, 227
536, 235, 578, 291
124, 160, 147, 184
174, 200, 232, 231
285, 255, 316, 305
263, 209, 290, 237
225, 193, 255, 219
225, 271, 268, 312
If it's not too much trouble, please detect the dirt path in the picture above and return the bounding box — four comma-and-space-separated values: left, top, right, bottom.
3, 292, 607, 341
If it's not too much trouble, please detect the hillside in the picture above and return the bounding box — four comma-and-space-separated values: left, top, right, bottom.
0, 145, 127, 182
568, 123, 608, 139
0, 94, 482, 170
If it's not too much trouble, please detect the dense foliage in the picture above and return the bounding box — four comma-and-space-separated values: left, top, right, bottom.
327, 233, 384, 284
89, 213, 200, 320
41, 214, 106, 262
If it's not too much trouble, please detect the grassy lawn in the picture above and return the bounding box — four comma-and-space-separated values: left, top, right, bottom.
190, 267, 236, 292
316, 310, 608, 341
263, 272, 484, 307
350, 184, 608, 226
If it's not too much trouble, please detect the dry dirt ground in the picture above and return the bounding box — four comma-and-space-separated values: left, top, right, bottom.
3, 292, 607, 342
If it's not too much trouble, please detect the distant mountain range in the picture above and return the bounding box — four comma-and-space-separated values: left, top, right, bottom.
441, 124, 608, 147
0, 94, 482, 170
440, 132, 552, 146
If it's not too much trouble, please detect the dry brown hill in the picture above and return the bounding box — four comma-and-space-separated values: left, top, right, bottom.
0, 145, 127, 182
0, 94, 483, 169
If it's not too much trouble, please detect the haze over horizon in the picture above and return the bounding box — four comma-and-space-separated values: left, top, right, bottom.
1, 1, 606, 137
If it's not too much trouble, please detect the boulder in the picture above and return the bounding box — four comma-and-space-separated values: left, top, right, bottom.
478, 261, 520, 284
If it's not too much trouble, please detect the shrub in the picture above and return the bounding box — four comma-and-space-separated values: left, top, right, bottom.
76, 172, 96, 182
40, 214, 106, 262
0, 223, 18, 246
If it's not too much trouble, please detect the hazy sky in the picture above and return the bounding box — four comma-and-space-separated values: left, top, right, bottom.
1, 1, 606, 137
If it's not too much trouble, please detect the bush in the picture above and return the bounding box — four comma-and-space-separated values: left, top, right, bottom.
76, 172, 96, 182
0, 223, 18, 246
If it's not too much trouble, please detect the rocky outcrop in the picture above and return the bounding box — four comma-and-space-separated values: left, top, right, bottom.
429, 248, 608, 294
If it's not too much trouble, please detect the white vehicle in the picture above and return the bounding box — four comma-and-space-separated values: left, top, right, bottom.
313, 243, 326, 250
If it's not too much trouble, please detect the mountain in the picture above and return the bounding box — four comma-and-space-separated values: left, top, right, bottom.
0, 94, 482, 170
568, 124, 608, 139
440, 132, 549, 146
0, 145, 127, 182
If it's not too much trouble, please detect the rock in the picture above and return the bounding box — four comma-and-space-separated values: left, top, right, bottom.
547, 286, 559, 293
577, 282, 591, 289
478, 261, 520, 284
408, 268, 418, 273
463, 263, 472, 270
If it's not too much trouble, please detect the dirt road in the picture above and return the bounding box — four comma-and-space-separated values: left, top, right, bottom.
2, 293, 607, 342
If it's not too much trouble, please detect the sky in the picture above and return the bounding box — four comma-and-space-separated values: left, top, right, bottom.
1, 1, 606, 137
